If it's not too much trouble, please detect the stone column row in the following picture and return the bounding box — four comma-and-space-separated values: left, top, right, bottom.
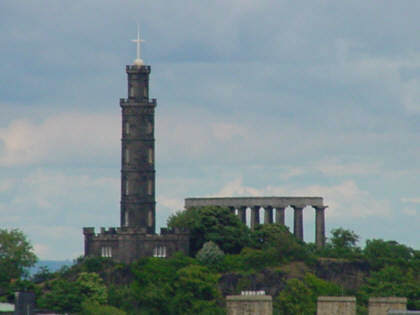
228, 205, 326, 248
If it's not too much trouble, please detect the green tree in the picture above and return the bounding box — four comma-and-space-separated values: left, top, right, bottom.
358, 265, 420, 310
0, 229, 37, 285
37, 272, 108, 313
320, 228, 361, 258
79, 300, 126, 315
76, 272, 108, 304
274, 273, 342, 315
32, 266, 54, 284
168, 206, 250, 255
275, 278, 315, 315
330, 228, 359, 249
168, 265, 224, 315
363, 239, 415, 270
250, 224, 310, 263
130, 253, 197, 314
196, 241, 225, 267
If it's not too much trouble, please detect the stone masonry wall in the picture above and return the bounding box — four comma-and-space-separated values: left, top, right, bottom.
317, 296, 356, 315
226, 295, 272, 315
368, 297, 407, 315
83, 227, 189, 264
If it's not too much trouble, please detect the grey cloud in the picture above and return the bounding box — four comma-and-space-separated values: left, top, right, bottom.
1, 1, 420, 257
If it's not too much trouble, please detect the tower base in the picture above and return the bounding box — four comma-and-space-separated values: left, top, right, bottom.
83, 227, 189, 264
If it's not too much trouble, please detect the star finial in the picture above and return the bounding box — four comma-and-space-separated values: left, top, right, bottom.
131, 24, 144, 66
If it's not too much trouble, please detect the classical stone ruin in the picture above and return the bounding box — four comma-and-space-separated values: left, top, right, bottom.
185, 197, 327, 247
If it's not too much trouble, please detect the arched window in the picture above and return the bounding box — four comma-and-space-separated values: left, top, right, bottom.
153, 246, 167, 258
101, 247, 112, 258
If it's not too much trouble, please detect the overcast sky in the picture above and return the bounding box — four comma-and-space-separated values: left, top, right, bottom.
1, 1, 419, 260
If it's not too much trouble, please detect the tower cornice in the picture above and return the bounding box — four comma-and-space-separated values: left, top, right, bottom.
120, 98, 156, 107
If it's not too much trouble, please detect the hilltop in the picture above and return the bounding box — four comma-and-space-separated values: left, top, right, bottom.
1, 206, 419, 314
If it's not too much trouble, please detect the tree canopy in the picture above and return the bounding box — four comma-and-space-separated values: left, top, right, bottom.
168, 206, 250, 255
0, 228, 37, 286
1, 224, 419, 314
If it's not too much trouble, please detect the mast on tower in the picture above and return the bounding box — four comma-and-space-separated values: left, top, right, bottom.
132, 24, 145, 66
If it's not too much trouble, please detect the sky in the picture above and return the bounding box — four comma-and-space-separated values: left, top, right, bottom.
0, 1, 419, 260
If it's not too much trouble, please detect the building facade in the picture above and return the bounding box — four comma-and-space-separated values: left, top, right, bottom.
83, 58, 189, 264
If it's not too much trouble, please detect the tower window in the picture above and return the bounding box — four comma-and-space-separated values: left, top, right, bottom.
101, 247, 112, 258
129, 87, 135, 98
125, 149, 130, 163
147, 180, 153, 195
125, 122, 130, 135
144, 81, 148, 98
148, 148, 153, 164
125, 211, 129, 227
153, 246, 166, 258
148, 210, 153, 227
125, 180, 130, 195
146, 122, 152, 134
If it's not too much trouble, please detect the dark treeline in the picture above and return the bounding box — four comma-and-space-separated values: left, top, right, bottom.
1, 207, 419, 314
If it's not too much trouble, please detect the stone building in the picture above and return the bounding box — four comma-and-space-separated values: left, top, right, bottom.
83, 34, 189, 264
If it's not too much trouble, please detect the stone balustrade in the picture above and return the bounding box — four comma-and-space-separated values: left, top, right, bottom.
185, 197, 327, 248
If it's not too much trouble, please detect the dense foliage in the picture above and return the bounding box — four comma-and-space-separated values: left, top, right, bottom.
37, 272, 108, 313
1, 208, 419, 314
0, 229, 37, 282
275, 273, 342, 315
168, 206, 250, 255
0, 228, 37, 298
196, 241, 225, 267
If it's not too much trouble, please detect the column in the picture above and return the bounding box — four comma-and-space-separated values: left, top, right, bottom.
292, 206, 304, 241
275, 207, 285, 225
238, 206, 247, 225
250, 206, 260, 230
264, 206, 273, 224
315, 206, 327, 248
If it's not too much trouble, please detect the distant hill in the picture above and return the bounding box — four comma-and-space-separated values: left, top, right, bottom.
29, 260, 73, 275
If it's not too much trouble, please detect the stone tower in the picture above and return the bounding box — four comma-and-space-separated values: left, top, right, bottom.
120, 65, 156, 233
82, 33, 189, 264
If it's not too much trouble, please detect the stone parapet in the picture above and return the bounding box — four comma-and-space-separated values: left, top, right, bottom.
226, 294, 272, 315
126, 64, 151, 73
83, 226, 188, 239
317, 296, 356, 315
368, 297, 407, 315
